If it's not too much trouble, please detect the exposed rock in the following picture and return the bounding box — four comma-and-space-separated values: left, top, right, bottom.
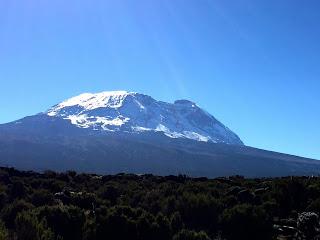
226, 186, 245, 196
254, 187, 269, 195
297, 212, 320, 240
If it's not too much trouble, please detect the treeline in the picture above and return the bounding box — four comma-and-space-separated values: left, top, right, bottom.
0, 167, 319, 239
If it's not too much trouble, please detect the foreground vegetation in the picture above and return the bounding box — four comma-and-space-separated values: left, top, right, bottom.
0, 167, 319, 239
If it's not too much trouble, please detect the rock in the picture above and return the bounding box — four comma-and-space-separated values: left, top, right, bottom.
254, 187, 269, 195
226, 186, 244, 196
279, 218, 297, 227
297, 212, 320, 239
274, 224, 297, 237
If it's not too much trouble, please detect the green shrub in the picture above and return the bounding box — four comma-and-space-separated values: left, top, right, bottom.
173, 229, 211, 240
0, 221, 8, 240
15, 211, 54, 240
220, 204, 273, 240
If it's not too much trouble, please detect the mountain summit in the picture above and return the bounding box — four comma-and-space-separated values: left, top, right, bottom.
46, 91, 243, 145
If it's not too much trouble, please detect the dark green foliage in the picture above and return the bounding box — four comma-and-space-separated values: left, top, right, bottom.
136, 212, 157, 240
1, 200, 33, 229
220, 204, 273, 240
37, 205, 85, 240
15, 211, 54, 240
0, 167, 320, 239
96, 207, 138, 240
173, 229, 211, 240
0, 192, 7, 212
9, 181, 27, 200
307, 198, 320, 213
31, 189, 54, 207
178, 192, 222, 232
98, 184, 120, 205
154, 213, 171, 240
0, 221, 8, 240
171, 212, 184, 232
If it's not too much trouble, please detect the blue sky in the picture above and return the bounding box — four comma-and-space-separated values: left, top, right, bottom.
0, 0, 319, 159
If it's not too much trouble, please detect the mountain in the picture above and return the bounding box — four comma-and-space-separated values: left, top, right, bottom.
0, 90, 319, 177
46, 91, 243, 145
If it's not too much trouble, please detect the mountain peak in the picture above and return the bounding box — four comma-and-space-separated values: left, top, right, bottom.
45, 91, 243, 145
48, 91, 136, 116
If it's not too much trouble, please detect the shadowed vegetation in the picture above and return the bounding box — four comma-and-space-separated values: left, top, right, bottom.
0, 167, 319, 239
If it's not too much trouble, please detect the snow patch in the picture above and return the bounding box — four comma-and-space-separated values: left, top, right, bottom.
64, 114, 129, 129
48, 91, 135, 116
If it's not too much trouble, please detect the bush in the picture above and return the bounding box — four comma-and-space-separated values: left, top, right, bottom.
173, 229, 211, 240
0, 221, 8, 240
15, 211, 54, 240
0, 167, 319, 240
9, 181, 27, 200
96, 210, 137, 240
179, 193, 222, 231
1, 200, 33, 229
38, 205, 85, 240
220, 204, 273, 240
31, 190, 54, 207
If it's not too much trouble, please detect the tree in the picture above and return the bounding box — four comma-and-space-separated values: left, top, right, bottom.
15, 211, 54, 240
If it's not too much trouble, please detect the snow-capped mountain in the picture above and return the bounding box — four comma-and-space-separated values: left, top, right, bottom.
46, 91, 243, 145
1, 91, 319, 177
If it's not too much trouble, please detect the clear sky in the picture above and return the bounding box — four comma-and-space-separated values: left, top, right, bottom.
0, 0, 319, 159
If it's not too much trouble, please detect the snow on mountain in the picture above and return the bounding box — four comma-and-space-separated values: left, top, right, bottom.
46, 91, 243, 145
